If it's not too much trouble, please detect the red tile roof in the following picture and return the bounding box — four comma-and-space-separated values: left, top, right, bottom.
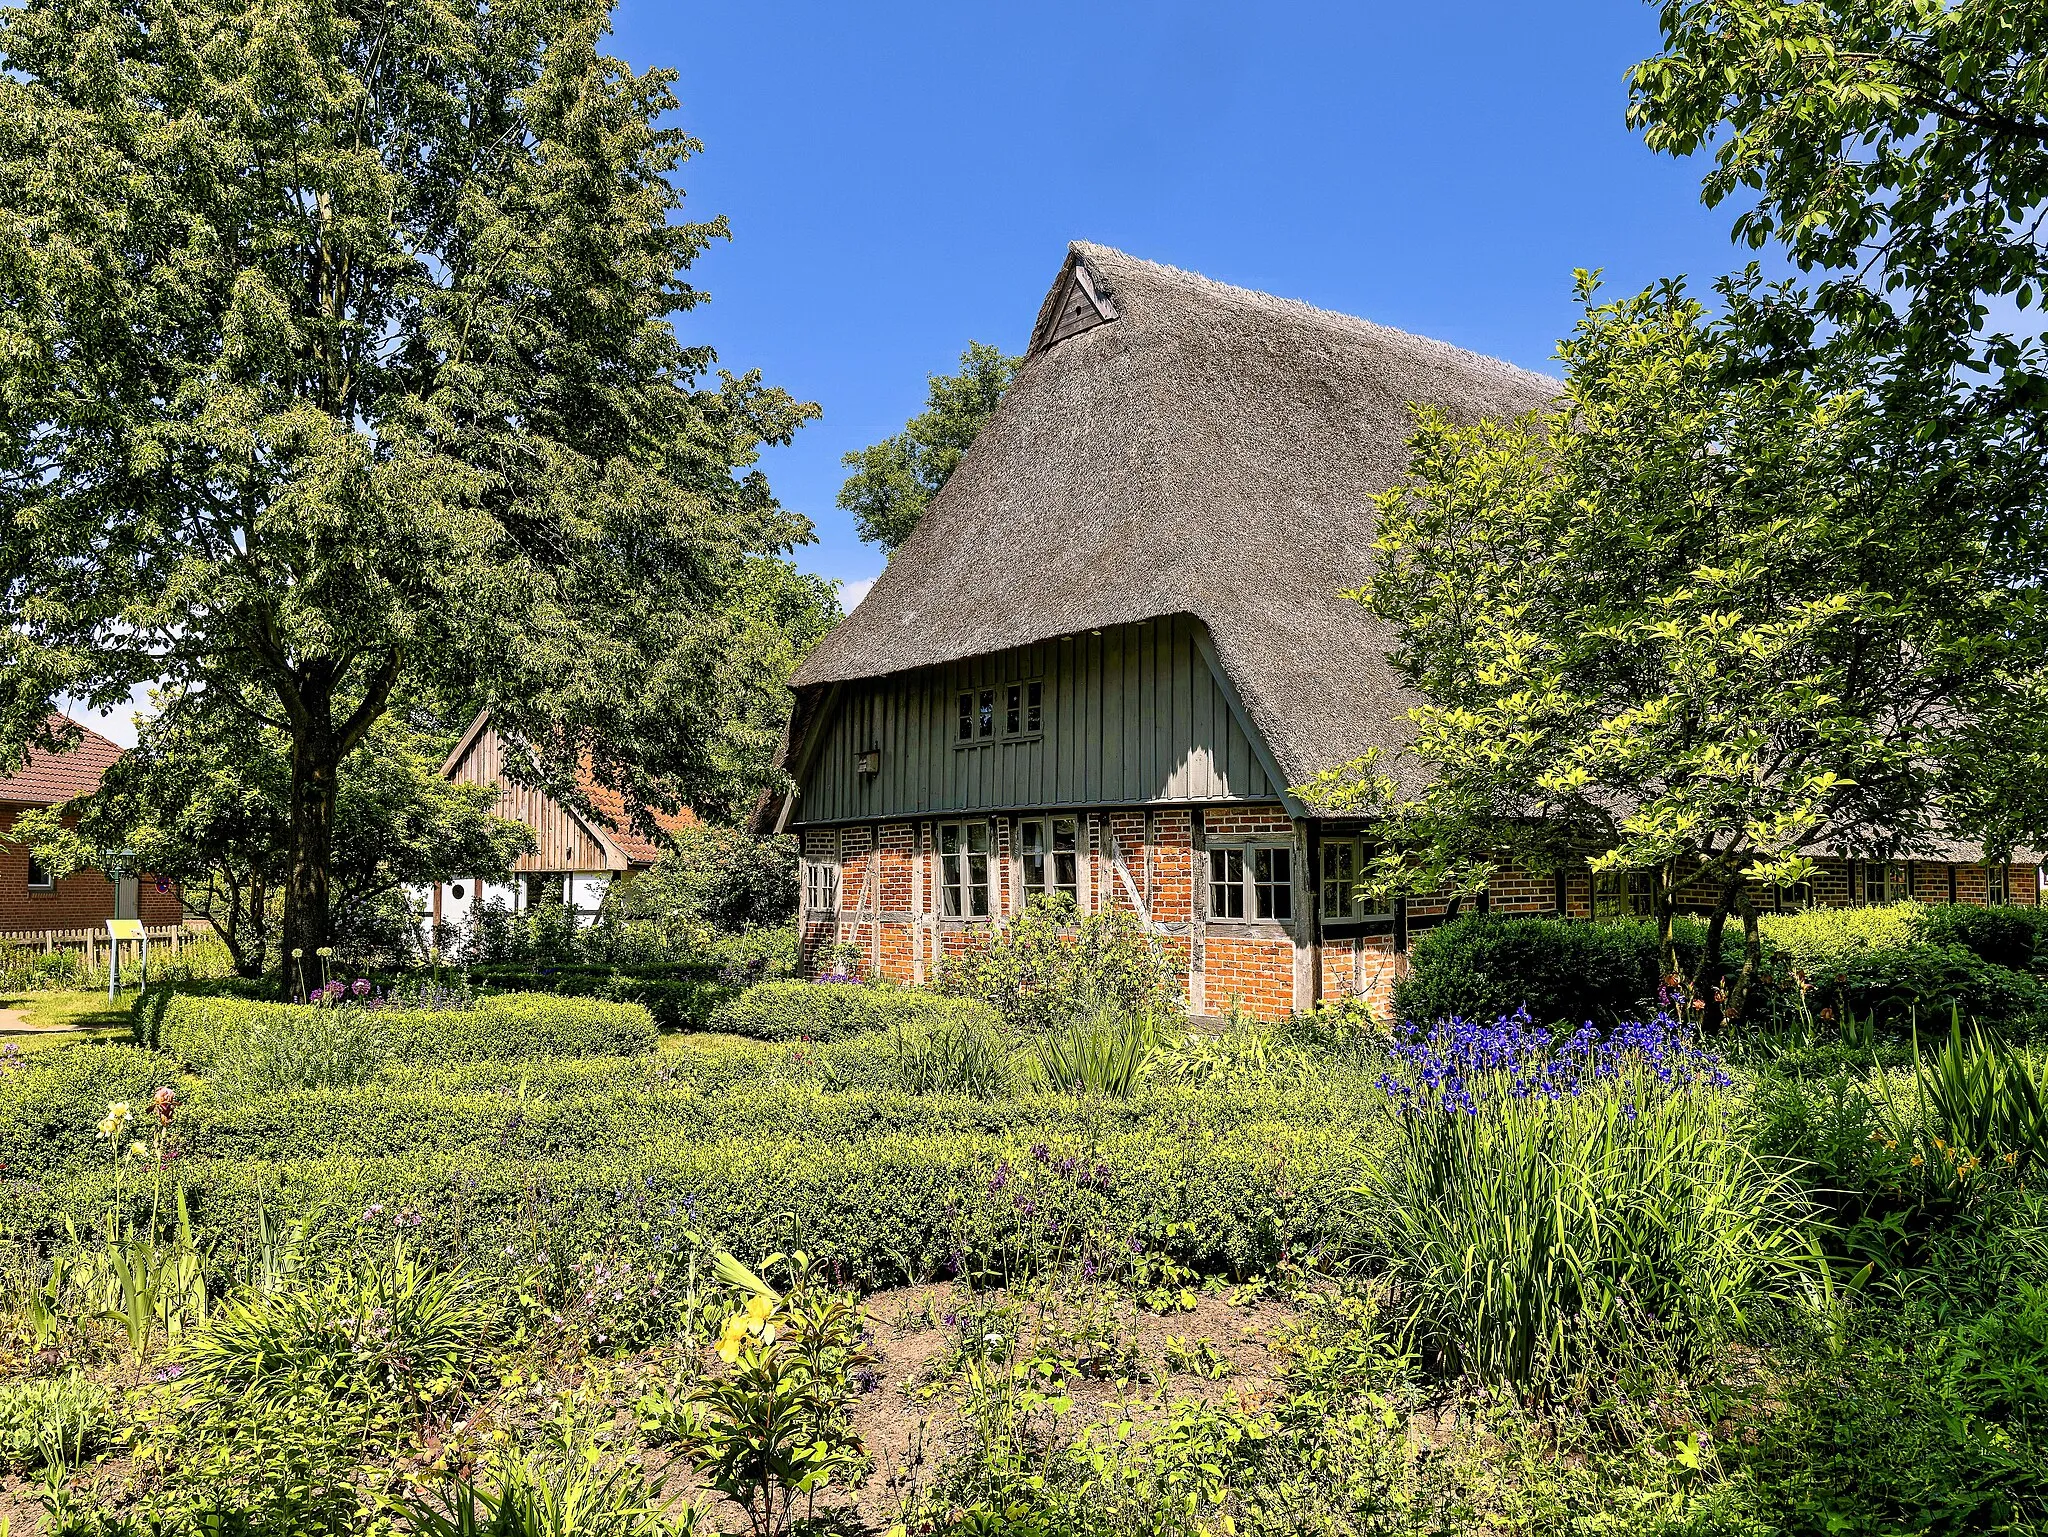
577, 767, 697, 866
0, 716, 124, 806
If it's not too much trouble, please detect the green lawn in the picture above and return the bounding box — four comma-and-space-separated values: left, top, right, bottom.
0, 987, 135, 1044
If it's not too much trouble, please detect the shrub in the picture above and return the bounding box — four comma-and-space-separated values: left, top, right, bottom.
707, 980, 1000, 1043
1354, 1011, 1813, 1384
132, 978, 276, 1049
0, 1370, 108, 1470
157, 990, 656, 1072
1915, 903, 2048, 974
1806, 945, 2048, 1032
604, 823, 800, 933
0, 1042, 182, 1178
889, 1010, 1018, 1097
936, 897, 1182, 1031
465, 967, 738, 1032
1759, 901, 1924, 970
1391, 915, 1662, 1028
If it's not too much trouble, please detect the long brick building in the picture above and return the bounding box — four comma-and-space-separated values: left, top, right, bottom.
763, 244, 2042, 1018
1, 717, 182, 933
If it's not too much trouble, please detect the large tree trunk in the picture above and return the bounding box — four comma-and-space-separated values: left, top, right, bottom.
280, 713, 340, 999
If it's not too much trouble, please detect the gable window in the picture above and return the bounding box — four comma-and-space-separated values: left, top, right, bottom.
25, 854, 53, 892
803, 858, 839, 914
1209, 845, 1292, 922
1019, 815, 1078, 904
1988, 863, 2010, 906
939, 820, 994, 918
1319, 838, 1391, 920
957, 689, 996, 743
1005, 681, 1044, 737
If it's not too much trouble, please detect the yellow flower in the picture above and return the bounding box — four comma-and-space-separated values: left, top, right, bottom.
99, 1101, 133, 1140
126, 1141, 149, 1160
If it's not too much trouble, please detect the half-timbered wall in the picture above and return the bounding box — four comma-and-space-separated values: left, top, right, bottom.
789, 615, 1277, 825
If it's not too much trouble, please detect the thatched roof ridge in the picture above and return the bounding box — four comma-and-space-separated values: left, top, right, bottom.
790, 242, 1558, 791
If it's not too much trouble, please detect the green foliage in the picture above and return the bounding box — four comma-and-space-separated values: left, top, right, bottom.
1804, 945, 2048, 1033
209, 1008, 391, 1098
1392, 914, 1662, 1028
182, 1248, 499, 1411
157, 991, 656, 1073
836, 341, 1019, 554
1874, 1018, 2048, 1180
391, 1434, 701, 1536
1355, 1065, 1814, 1385
466, 965, 741, 1033
0, 0, 821, 971
890, 1009, 1018, 1098
1916, 903, 2048, 974
0, 1042, 181, 1179
708, 980, 1001, 1043
1759, 901, 1926, 970
0, 1371, 107, 1471
607, 825, 800, 934
1024, 1010, 1161, 1098
937, 898, 1182, 1034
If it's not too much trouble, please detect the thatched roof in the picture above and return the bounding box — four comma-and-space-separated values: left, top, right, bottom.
788, 242, 1558, 792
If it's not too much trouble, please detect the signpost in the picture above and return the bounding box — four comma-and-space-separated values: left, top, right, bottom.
105, 918, 146, 999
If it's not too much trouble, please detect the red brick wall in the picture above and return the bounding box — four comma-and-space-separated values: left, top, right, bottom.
0, 805, 181, 934
1203, 933, 1295, 1019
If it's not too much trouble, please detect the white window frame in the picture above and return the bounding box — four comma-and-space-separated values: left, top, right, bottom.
1592, 870, 1654, 918
803, 857, 839, 914
1988, 863, 2010, 906
1318, 836, 1391, 921
1018, 813, 1079, 906
24, 854, 54, 892
1003, 680, 1044, 738
1208, 843, 1293, 923
955, 688, 997, 745
939, 820, 995, 919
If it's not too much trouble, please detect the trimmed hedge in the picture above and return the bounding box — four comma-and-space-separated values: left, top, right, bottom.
1392, 915, 1664, 1028
1804, 944, 2048, 1030
707, 981, 1003, 1042
13, 1116, 1381, 1287
0, 1043, 182, 1179
155, 991, 657, 1073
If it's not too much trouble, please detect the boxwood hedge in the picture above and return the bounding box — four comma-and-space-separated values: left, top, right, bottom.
154, 990, 657, 1074
707, 980, 1003, 1042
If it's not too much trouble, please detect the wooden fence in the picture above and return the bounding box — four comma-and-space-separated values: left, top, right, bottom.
0, 924, 201, 970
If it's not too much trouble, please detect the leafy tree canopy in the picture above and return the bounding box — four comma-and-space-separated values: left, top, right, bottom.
836, 341, 1019, 555
16, 693, 532, 974
0, 0, 818, 977
1307, 272, 2034, 1023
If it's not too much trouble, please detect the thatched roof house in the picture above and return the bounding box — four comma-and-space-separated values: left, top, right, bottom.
769, 243, 2040, 1017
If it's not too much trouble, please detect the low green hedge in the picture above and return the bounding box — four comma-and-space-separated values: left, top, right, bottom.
155, 991, 657, 1073
0, 1043, 182, 1179
1803, 943, 2048, 1031
706, 980, 1002, 1042
131, 978, 275, 1049
14, 1117, 1377, 1287
1914, 904, 2048, 974
476, 972, 737, 1032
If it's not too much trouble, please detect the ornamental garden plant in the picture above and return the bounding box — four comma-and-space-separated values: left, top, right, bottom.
0, 907, 2043, 1535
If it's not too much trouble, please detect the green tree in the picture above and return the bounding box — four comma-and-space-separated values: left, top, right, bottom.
1312, 274, 2026, 1024
836, 341, 1019, 554
16, 694, 532, 975
0, 0, 817, 982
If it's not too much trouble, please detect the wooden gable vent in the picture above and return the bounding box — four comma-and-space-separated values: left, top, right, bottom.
1034, 257, 1119, 351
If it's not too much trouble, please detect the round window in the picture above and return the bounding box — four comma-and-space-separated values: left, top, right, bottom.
451, 883, 466, 900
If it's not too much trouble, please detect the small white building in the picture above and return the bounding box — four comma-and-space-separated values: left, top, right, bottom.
412, 711, 692, 941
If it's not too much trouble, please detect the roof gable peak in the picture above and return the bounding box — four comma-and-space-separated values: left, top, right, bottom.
1029, 251, 1120, 354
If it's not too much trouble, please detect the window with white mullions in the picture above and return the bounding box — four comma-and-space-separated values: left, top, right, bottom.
25, 854, 53, 892
1005, 681, 1044, 737
1989, 863, 2010, 905
803, 858, 839, 914
1319, 837, 1391, 920
939, 820, 994, 918
1593, 871, 1654, 918
1209, 844, 1293, 922
1019, 814, 1079, 904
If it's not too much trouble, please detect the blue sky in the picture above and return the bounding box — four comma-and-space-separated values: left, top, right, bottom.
617, 0, 1747, 612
